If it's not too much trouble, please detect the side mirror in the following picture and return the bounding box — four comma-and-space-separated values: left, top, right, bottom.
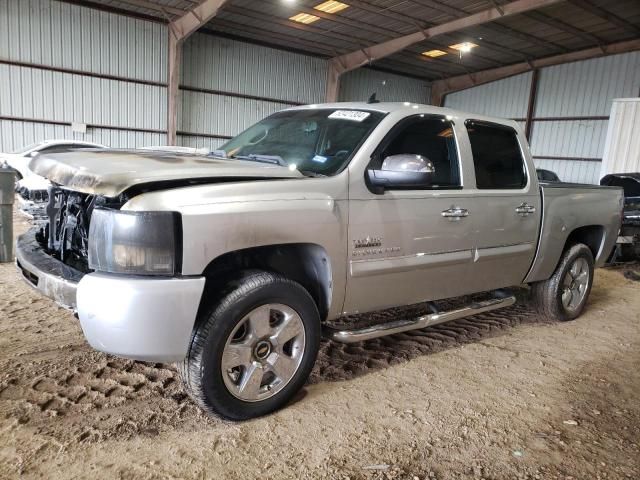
29, 151, 39, 158
366, 154, 435, 194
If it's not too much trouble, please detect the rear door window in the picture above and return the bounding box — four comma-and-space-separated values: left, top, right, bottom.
465, 121, 527, 189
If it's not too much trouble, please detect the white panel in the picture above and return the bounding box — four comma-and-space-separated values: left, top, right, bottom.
444, 72, 532, 118
600, 98, 640, 177
339, 68, 430, 104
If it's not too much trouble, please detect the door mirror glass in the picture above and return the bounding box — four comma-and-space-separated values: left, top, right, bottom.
367, 154, 435, 193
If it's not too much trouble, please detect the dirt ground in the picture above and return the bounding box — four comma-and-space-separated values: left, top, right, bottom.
1, 208, 639, 480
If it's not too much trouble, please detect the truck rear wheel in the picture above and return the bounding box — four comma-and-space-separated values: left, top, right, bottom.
178, 271, 320, 420
530, 243, 594, 322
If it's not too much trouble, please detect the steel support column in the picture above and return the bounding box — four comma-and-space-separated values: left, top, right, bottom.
166, 0, 227, 145
525, 69, 539, 141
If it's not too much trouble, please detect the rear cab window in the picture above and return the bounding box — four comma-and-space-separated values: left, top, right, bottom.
465, 120, 527, 189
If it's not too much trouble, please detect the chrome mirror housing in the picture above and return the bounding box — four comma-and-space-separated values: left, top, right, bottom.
381, 154, 435, 174
366, 154, 436, 194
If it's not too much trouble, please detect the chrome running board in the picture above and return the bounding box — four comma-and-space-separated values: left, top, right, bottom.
325, 293, 516, 344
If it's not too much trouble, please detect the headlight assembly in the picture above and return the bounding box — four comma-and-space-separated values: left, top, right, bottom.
88, 209, 181, 276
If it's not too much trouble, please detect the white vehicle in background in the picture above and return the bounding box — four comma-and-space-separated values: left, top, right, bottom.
139, 145, 211, 155
1, 140, 105, 219
2, 140, 106, 180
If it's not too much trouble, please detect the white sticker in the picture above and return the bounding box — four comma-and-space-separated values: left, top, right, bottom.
312, 155, 328, 163
328, 110, 371, 122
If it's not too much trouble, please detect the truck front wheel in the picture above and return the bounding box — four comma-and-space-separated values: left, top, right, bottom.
530, 243, 594, 322
178, 271, 320, 420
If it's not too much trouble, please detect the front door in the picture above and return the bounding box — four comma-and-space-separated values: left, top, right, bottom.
344, 115, 477, 314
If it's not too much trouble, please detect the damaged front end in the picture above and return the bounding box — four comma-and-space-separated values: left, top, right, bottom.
36, 186, 125, 273
16, 185, 125, 309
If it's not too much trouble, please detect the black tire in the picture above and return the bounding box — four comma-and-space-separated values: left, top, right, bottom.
178, 271, 321, 420
530, 243, 594, 322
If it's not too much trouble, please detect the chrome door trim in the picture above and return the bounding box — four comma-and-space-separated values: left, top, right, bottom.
473, 243, 535, 262
350, 249, 473, 278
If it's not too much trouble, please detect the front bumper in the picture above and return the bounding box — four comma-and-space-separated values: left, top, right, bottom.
16, 230, 206, 362
77, 273, 205, 362
16, 229, 82, 310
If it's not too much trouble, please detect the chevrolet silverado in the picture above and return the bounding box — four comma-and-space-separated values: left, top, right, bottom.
16, 102, 623, 420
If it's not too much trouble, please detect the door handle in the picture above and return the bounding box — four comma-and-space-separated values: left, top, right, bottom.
515, 202, 536, 216
441, 206, 469, 221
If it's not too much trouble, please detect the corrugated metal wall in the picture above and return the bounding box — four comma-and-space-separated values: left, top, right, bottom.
339, 68, 430, 104
444, 52, 640, 184
177, 32, 328, 150
1, 0, 477, 155
0, 0, 167, 151
445, 72, 532, 119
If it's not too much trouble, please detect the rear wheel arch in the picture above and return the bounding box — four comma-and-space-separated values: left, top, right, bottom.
563, 225, 606, 261
199, 243, 333, 321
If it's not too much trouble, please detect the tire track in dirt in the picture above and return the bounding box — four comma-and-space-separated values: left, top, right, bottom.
1, 246, 547, 448
311, 289, 543, 383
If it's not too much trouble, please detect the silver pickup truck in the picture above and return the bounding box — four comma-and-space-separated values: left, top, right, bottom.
16, 102, 623, 420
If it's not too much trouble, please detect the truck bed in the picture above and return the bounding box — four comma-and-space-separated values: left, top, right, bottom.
525, 183, 623, 283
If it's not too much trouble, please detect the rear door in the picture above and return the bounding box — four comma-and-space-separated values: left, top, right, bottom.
463, 120, 541, 292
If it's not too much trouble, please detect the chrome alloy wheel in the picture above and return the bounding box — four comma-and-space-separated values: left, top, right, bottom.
221, 304, 306, 402
561, 257, 590, 313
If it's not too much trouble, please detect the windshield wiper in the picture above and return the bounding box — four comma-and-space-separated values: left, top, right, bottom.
233, 154, 287, 167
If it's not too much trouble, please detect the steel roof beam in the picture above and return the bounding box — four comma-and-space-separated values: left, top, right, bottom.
325, 0, 565, 101
430, 38, 640, 105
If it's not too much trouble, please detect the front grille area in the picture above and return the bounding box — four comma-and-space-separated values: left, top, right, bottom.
36, 187, 124, 273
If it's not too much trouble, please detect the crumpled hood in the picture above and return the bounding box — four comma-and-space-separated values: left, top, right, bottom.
29, 149, 304, 197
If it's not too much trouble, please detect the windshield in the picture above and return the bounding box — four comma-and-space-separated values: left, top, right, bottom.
217, 108, 385, 176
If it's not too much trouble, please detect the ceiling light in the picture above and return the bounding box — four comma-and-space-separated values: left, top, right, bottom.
422, 49, 447, 58
314, 1, 349, 13
449, 42, 477, 53
289, 12, 320, 23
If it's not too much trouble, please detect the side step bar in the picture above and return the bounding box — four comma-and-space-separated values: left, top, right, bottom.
325, 293, 516, 344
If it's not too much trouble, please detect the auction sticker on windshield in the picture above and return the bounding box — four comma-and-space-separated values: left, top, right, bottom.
328, 110, 371, 122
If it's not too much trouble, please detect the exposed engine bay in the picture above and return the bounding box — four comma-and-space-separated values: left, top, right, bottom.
35, 186, 125, 273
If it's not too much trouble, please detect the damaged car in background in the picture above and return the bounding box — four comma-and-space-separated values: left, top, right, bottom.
0, 140, 105, 219
601, 172, 640, 260
15, 103, 623, 420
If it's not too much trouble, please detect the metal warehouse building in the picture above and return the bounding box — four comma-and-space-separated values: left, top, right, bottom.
1, 0, 638, 184
2, 1, 640, 478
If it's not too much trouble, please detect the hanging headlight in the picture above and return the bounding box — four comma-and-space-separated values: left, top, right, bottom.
88, 209, 181, 276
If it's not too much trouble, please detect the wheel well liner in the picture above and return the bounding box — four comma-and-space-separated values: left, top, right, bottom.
201, 243, 332, 320
564, 225, 605, 260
